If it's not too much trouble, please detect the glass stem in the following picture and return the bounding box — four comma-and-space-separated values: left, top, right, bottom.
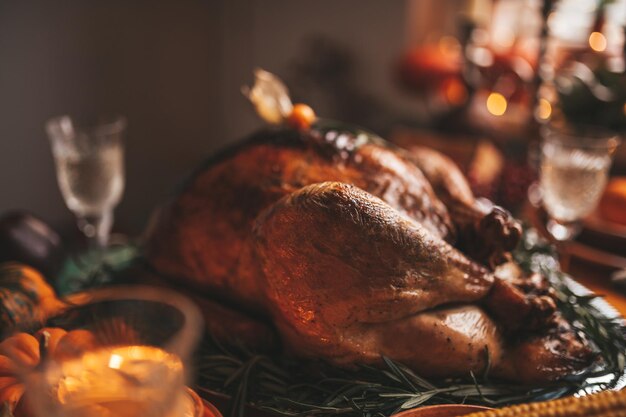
95, 210, 113, 248
78, 211, 113, 249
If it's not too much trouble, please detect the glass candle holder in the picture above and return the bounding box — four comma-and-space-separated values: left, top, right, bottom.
22, 286, 202, 417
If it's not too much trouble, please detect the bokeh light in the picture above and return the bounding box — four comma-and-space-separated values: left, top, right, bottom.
589, 32, 607, 52
537, 98, 552, 120
486, 92, 507, 116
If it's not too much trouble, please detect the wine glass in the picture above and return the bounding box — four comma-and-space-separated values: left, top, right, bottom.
22, 286, 203, 417
45, 115, 126, 248
539, 123, 620, 241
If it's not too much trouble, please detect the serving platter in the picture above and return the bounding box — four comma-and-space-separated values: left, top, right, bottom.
584, 210, 626, 240
391, 404, 492, 417
563, 276, 626, 393
565, 241, 626, 271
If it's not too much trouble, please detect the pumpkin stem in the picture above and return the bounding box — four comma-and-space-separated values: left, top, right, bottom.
37, 330, 51, 365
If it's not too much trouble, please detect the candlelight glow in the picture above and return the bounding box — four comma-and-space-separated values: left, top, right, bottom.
108, 353, 123, 369
50, 345, 185, 416
589, 32, 607, 52
486, 92, 507, 116
537, 98, 552, 120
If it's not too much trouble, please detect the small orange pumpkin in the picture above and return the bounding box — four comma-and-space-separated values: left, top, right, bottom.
287, 103, 316, 130
0, 327, 98, 417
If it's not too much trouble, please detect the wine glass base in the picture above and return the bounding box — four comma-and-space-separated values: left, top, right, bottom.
546, 219, 581, 241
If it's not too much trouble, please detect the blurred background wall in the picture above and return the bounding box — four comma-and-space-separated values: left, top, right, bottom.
2, 0, 625, 236
0, 0, 411, 235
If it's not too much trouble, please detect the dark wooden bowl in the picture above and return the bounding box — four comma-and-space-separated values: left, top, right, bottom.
392, 404, 492, 417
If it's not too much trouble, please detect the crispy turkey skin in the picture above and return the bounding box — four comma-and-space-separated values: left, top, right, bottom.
146, 125, 591, 383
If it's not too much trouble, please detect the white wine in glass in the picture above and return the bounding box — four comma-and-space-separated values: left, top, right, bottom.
46, 115, 126, 247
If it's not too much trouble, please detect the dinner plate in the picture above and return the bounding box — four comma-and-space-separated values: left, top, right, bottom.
584, 210, 626, 240
565, 240, 626, 270
577, 210, 626, 266
391, 404, 492, 417
188, 387, 223, 417
525, 198, 626, 270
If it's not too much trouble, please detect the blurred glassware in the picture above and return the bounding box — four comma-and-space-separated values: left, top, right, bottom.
536, 0, 626, 131
24, 286, 202, 417
395, 37, 467, 119
45, 115, 126, 249
539, 123, 620, 241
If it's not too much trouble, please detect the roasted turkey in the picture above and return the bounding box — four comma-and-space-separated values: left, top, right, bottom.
146, 124, 592, 383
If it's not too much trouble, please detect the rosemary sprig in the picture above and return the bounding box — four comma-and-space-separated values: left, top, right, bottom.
195, 229, 626, 417
514, 229, 626, 382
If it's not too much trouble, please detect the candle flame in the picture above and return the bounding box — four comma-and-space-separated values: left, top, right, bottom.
108, 353, 124, 369
589, 32, 607, 52
486, 92, 507, 116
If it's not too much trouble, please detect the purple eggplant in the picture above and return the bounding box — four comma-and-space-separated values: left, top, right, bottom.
0, 211, 65, 283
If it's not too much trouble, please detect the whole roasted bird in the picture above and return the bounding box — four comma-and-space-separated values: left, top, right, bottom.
146, 74, 592, 384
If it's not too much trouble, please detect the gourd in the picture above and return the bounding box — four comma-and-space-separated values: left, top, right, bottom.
0, 327, 97, 417
0, 263, 65, 339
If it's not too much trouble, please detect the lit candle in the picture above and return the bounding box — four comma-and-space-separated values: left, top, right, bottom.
44, 346, 189, 417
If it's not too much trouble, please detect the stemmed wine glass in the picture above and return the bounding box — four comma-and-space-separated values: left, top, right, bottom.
539, 123, 620, 242
45, 115, 126, 249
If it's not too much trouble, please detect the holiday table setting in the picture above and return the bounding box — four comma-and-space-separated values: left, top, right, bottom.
3, 1, 626, 417
1, 66, 625, 417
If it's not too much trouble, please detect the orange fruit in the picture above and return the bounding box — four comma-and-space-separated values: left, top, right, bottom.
287, 104, 316, 130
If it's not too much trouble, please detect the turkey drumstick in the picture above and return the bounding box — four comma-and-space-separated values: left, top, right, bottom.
405, 146, 522, 267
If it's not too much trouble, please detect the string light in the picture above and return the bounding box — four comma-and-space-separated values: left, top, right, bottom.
589, 32, 607, 52
486, 92, 507, 116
